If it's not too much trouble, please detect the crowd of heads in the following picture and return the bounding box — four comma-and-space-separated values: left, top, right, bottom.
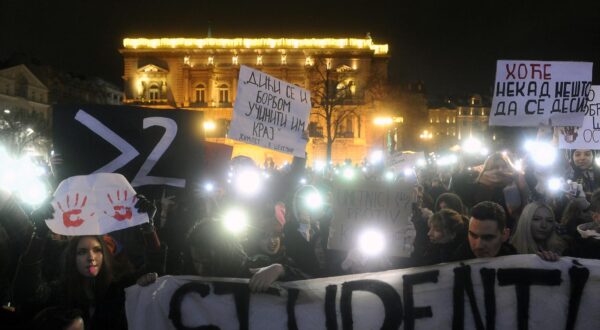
2, 137, 600, 329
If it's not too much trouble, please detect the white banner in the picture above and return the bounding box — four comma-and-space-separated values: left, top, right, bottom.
229, 65, 311, 157
125, 255, 600, 330
45, 173, 149, 235
490, 60, 593, 127
327, 180, 416, 257
559, 86, 600, 149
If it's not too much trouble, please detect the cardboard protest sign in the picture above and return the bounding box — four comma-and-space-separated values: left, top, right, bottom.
490, 60, 593, 127
327, 179, 416, 257
229, 65, 311, 157
559, 86, 600, 149
46, 173, 149, 236
126, 255, 600, 330
388, 151, 425, 175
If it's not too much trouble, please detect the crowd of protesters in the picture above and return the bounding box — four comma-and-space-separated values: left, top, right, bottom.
2, 140, 600, 329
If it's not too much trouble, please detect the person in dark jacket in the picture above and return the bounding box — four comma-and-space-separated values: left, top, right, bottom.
245, 210, 311, 292
416, 209, 467, 266
12, 196, 160, 330
451, 201, 516, 261
566, 149, 600, 200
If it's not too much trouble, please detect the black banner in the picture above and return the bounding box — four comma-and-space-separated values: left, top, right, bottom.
52, 104, 205, 196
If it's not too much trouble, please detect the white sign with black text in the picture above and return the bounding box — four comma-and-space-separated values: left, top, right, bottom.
490, 60, 593, 127
559, 86, 600, 149
229, 65, 311, 157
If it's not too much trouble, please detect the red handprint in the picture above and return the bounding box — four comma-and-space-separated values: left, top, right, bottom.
57, 193, 88, 227
104, 190, 137, 221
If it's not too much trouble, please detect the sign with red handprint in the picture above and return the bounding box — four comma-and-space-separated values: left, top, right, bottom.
45, 173, 149, 236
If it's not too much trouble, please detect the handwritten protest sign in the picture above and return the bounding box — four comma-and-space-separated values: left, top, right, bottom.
490, 60, 593, 127
328, 179, 416, 257
45, 173, 149, 236
229, 65, 311, 157
559, 86, 600, 149
388, 151, 425, 175
126, 255, 600, 330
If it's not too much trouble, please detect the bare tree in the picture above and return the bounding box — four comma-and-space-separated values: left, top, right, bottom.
0, 109, 50, 157
307, 57, 385, 163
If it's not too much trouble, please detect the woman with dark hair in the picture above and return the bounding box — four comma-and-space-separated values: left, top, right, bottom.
13, 197, 159, 329
13, 235, 138, 329
566, 149, 600, 200
414, 209, 466, 266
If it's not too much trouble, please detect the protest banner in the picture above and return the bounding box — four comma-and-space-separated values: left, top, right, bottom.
53, 104, 206, 202
489, 60, 593, 127
228, 65, 311, 157
327, 179, 416, 257
45, 173, 149, 236
559, 86, 600, 149
125, 255, 600, 330
388, 152, 425, 175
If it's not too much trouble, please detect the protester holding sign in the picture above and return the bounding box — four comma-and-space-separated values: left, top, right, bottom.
246, 209, 311, 292
11, 176, 161, 329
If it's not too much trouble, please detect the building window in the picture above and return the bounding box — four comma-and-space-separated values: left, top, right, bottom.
232, 55, 238, 65
218, 84, 229, 103
281, 54, 287, 65
326, 58, 332, 70
195, 84, 206, 103
257, 55, 263, 66
305, 56, 314, 66
208, 56, 214, 66
149, 84, 160, 100
184, 56, 190, 65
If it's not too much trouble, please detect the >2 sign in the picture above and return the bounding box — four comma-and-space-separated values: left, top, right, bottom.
74, 109, 186, 188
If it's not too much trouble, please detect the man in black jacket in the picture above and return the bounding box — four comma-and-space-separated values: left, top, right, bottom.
452, 201, 516, 261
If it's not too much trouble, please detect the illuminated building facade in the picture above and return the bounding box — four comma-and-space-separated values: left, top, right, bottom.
427, 94, 491, 146
120, 37, 389, 166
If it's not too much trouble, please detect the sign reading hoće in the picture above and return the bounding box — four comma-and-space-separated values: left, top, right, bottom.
559, 86, 600, 149
328, 179, 416, 257
229, 65, 311, 157
46, 173, 149, 236
489, 60, 593, 127
125, 255, 600, 329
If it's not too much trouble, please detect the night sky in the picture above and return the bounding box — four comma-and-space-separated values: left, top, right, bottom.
1, 0, 598, 96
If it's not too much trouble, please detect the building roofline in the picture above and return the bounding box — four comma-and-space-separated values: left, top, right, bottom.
121, 37, 388, 55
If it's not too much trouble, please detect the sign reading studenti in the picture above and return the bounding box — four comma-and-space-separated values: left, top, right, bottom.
328, 179, 416, 257
490, 60, 593, 127
229, 65, 311, 157
559, 86, 600, 149
125, 255, 600, 330
46, 173, 149, 236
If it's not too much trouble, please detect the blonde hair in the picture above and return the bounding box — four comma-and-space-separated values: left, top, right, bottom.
510, 202, 566, 254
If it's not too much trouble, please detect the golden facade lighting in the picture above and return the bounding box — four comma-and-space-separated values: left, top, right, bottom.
123, 38, 388, 55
